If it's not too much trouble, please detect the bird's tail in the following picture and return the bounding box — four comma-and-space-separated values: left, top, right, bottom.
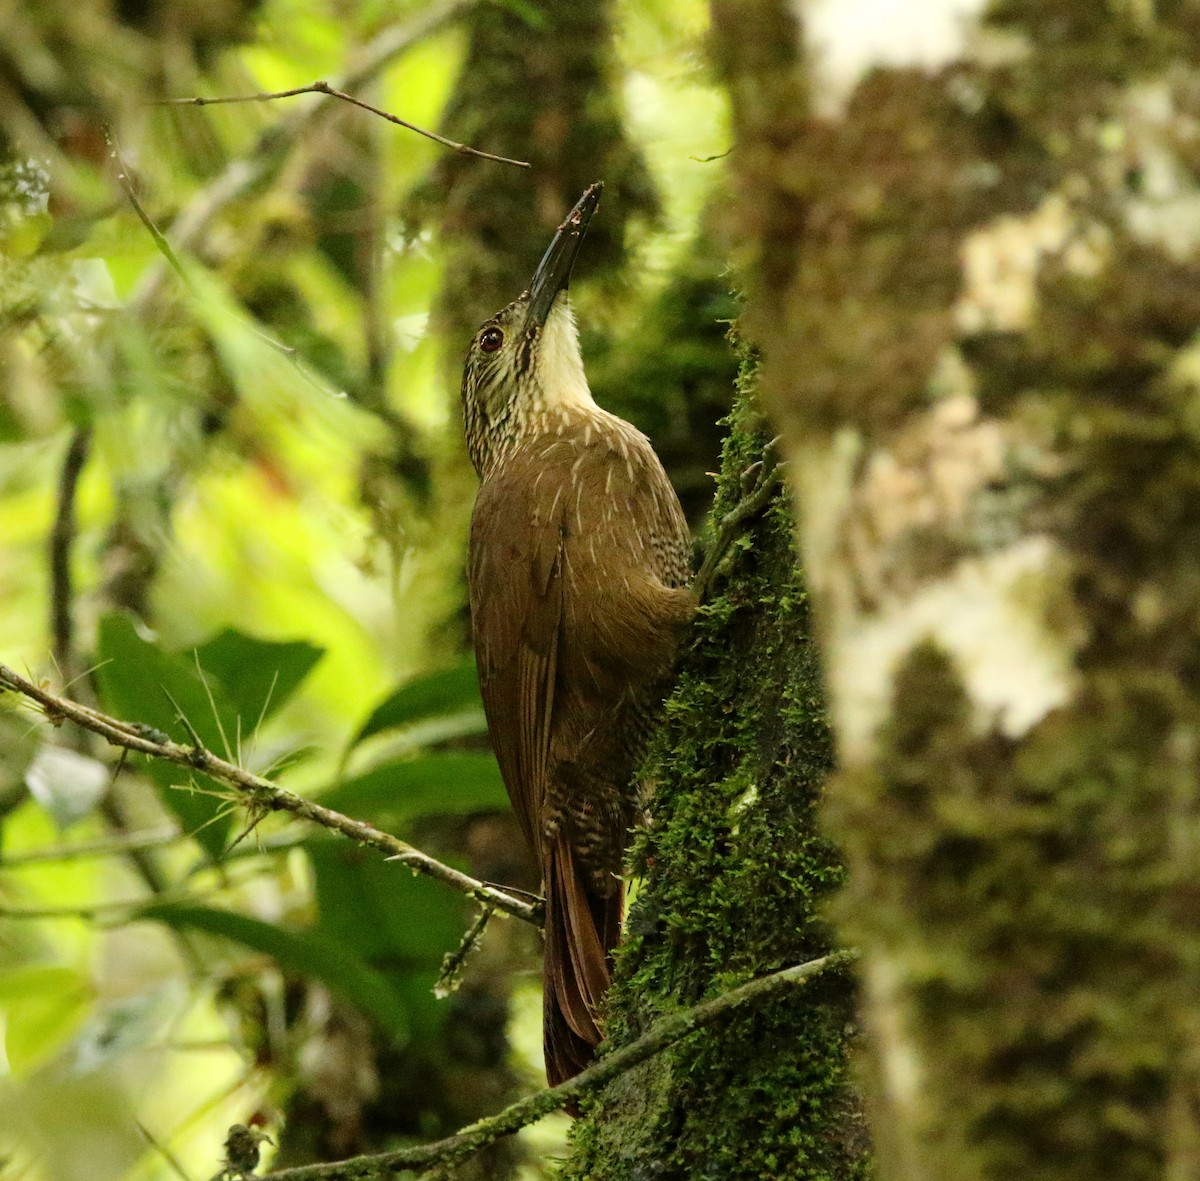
542, 837, 622, 1089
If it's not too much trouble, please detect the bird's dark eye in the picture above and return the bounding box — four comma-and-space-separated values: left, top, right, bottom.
480, 327, 504, 353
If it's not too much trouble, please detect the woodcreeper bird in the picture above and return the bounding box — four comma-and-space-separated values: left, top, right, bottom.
463, 184, 695, 1087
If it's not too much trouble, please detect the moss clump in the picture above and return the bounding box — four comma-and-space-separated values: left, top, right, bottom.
563, 384, 869, 1181
828, 624, 1200, 1179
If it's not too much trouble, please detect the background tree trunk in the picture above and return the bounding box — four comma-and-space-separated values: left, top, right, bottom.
425, 0, 657, 347
714, 1, 1200, 1178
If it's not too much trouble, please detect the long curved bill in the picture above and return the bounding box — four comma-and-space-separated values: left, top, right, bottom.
527, 182, 603, 328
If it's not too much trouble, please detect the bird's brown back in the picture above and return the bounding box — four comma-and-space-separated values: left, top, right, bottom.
468, 403, 692, 882
468, 401, 692, 1087
462, 183, 693, 1088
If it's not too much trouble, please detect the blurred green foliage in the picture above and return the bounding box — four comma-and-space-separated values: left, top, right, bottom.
0, 0, 733, 1177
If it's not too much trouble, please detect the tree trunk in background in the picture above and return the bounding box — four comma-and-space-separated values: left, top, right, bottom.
585, 220, 738, 527
425, 0, 657, 345
564, 390, 869, 1180
715, 1, 1200, 1177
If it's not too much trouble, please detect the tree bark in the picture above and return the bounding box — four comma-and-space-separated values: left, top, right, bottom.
715, 1, 1200, 1178
564, 389, 869, 1179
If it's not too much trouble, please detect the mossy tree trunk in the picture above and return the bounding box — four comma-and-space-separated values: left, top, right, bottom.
427, 0, 657, 347
716, 1, 1200, 1178
564, 389, 869, 1179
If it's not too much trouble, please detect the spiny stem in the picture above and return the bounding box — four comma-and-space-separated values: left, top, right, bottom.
0, 664, 541, 927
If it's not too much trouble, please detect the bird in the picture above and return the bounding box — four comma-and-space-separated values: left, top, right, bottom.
462, 183, 695, 1089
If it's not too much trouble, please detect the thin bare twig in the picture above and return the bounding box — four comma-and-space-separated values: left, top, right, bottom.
263, 951, 858, 1180
0, 825, 181, 867
0, 901, 155, 921
48, 425, 93, 683
132, 0, 471, 310
136, 1121, 195, 1181
161, 81, 529, 169
105, 127, 191, 287
0, 877, 236, 922
0, 664, 541, 927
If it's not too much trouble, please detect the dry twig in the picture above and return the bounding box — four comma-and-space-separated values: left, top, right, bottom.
132, 0, 472, 309
161, 81, 529, 169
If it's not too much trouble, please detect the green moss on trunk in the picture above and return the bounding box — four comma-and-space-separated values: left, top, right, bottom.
418, 0, 657, 343
564, 385, 869, 1181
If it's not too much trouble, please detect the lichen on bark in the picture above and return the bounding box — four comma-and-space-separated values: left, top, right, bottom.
563, 383, 869, 1181
715, 0, 1200, 1177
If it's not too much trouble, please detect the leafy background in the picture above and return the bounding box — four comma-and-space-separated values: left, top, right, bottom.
0, 0, 733, 1177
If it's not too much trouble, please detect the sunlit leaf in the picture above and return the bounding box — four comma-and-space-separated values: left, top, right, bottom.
139, 903, 411, 1044
0, 965, 92, 1075
352, 660, 484, 747
320, 752, 506, 823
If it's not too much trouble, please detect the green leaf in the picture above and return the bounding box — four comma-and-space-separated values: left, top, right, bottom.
94, 615, 323, 859
309, 844, 465, 961
307, 844, 466, 1039
0, 965, 92, 1075
320, 753, 507, 825
138, 904, 410, 1044
352, 660, 484, 748
193, 630, 324, 726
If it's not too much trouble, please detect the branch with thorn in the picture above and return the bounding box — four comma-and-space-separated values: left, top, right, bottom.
0, 664, 541, 927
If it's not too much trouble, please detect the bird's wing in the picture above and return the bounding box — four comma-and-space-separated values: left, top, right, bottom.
468, 429, 693, 857
467, 458, 566, 858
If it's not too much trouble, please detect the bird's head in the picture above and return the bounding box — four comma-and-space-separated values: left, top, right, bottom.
462, 183, 603, 477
